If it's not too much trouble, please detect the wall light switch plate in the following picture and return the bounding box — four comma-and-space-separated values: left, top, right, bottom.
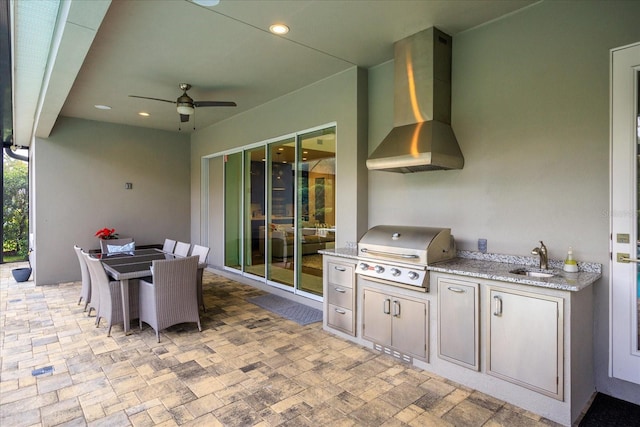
125, 183, 133, 190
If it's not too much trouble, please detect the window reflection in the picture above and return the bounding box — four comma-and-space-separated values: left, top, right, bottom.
297, 128, 336, 296
223, 125, 336, 298
244, 147, 266, 278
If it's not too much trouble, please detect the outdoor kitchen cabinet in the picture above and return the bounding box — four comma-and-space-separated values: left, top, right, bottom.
362, 288, 427, 360
324, 257, 356, 336
437, 277, 479, 370
487, 286, 564, 400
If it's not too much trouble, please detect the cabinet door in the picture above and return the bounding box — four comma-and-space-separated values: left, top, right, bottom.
488, 288, 563, 400
438, 279, 479, 370
363, 289, 392, 346
392, 297, 427, 359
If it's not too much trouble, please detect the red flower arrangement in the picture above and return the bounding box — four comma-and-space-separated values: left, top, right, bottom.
95, 228, 118, 240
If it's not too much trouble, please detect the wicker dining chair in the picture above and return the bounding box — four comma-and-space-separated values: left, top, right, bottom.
100, 237, 134, 254
81, 251, 101, 320
173, 241, 190, 257
190, 244, 210, 311
85, 255, 139, 336
73, 245, 92, 312
162, 238, 176, 253
138, 256, 201, 342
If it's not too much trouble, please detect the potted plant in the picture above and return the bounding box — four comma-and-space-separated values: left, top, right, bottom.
95, 228, 119, 240
12, 249, 32, 282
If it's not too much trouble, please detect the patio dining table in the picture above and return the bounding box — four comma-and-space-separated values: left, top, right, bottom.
95, 248, 203, 335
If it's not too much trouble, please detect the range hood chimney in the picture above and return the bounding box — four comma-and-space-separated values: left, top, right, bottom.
367, 27, 464, 173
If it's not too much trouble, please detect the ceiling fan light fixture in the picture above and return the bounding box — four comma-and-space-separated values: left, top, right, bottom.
130, 83, 235, 126
177, 103, 195, 115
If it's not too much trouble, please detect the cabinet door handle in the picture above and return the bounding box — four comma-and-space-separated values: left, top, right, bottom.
447, 286, 466, 293
393, 300, 401, 317
334, 308, 346, 314
334, 287, 346, 293
493, 295, 503, 316
383, 298, 391, 314
334, 266, 346, 271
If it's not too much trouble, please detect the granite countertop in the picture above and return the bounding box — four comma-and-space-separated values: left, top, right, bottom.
319, 248, 358, 259
319, 248, 602, 292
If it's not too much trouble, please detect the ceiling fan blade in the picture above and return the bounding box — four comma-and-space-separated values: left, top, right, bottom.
193, 101, 237, 107
129, 95, 176, 104
180, 114, 190, 123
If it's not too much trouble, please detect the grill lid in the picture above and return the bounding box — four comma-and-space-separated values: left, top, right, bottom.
358, 225, 454, 265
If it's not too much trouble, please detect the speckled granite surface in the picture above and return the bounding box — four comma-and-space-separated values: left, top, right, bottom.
429, 257, 600, 292
320, 248, 602, 292
319, 247, 358, 259
455, 250, 602, 273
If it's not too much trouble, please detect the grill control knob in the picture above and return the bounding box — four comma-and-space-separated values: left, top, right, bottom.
408, 271, 420, 280
359, 263, 369, 271
390, 268, 401, 277
374, 265, 385, 274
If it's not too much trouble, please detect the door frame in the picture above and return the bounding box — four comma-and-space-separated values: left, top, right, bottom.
609, 41, 640, 384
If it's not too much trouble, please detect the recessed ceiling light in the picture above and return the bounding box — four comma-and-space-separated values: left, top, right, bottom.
94, 104, 111, 110
138, 112, 150, 117
269, 24, 289, 35
192, 0, 220, 6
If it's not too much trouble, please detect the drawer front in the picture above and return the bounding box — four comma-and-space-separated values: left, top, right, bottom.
327, 303, 354, 334
327, 262, 354, 288
327, 284, 353, 308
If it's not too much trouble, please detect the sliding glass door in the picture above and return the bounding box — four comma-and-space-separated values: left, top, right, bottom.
222, 124, 336, 298
243, 146, 266, 278
297, 128, 336, 296
267, 138, 296, 288
224, 152, 242, 271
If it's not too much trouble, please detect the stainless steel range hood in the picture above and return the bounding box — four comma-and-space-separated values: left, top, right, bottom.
367, 27, 464, 173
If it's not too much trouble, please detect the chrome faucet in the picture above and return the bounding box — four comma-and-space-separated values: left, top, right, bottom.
531, 241, 548, 270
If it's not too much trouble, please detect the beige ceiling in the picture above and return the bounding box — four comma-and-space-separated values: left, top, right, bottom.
13, 0, 538, 146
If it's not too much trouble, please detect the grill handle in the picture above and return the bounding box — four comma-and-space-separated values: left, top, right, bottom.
360, 248, 419, 259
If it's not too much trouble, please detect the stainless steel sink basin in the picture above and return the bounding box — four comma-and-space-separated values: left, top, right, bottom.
510, 268, 555, 278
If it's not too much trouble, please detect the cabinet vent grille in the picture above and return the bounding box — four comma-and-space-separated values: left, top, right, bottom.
373, 343, 413, 364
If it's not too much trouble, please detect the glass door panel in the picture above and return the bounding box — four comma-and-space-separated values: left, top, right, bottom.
224, 152, 243, 271
297, 127, 336, 296
267, 138, 296, 287
244, 147, 266, 278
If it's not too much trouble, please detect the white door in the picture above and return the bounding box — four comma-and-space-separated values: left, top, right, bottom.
610, 42, 640, 385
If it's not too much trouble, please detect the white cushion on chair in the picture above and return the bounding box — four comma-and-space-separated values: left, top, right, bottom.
107, 241, 135, 253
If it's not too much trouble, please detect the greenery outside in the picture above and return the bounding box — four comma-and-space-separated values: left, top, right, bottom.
3, 151, 29, 262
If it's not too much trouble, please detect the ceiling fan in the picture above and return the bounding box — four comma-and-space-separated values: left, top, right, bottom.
129, 83, 236, 122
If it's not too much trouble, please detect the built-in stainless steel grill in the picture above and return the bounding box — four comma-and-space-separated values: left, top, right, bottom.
356, 225, 455, 290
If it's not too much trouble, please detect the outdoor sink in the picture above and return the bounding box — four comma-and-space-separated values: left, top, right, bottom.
510, 268, 555, 278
